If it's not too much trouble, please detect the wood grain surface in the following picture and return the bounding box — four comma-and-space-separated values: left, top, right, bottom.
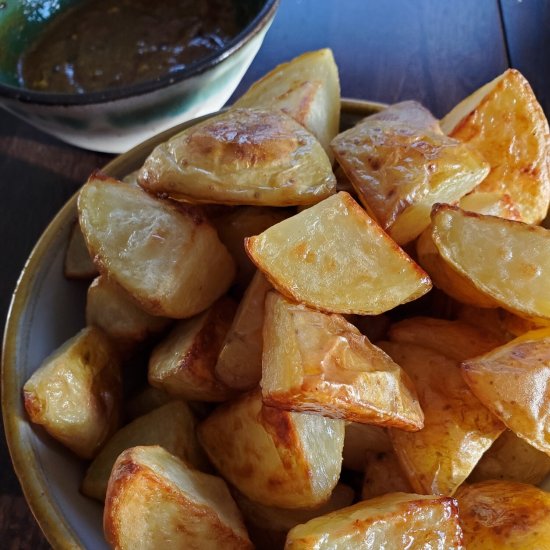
0, 0, 546, 547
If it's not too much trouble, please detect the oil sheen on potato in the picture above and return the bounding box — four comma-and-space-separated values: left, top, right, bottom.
18, 0, 242, 93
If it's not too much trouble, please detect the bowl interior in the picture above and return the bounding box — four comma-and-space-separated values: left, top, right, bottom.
0, 0, 274, 104
2, 99, 384, 549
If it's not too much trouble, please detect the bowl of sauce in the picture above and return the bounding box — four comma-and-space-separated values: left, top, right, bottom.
0, 0, 279, 152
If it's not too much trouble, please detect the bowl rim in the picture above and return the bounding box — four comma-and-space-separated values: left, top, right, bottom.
1, 98, 386, 549
0, 0, 279, 106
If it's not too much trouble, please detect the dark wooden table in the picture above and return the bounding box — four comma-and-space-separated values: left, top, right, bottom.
1, 0, 548, 547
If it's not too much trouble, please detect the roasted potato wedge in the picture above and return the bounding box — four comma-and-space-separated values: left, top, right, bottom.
148, 297, 237, 402
211, 206, 290, 291
454, 304, 518, 341
343, 422, 392, 472
246, 192, 431, 315
64, 221, 98, 279
416, 225, 497, 308
284, 492, 463, 549
23, 326, 122, 459
234, 484, 354, 549
332, 100, 489, 244
459, 191, 522, 220
469, 429, 550, 485
388, 316, 504, 361
198, 390, 345, 509
455, 480, 550, 549
104, 446, 251, 550
78, 173, 235, 318
380, 341, 505, 495
138, 108, 336, 206
262, 292, 424, 430
233, 49, 340, 160
461, 328, 550, 456
124, 386, 173, 420
361, 451, 413, 500
441, 69, 550, 224
82, 400, 209, 502
424, 204, 550, 320
215, 271, 272, 391
86, 275, 171, 354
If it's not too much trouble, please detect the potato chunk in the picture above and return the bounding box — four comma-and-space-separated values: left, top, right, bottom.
104, 446, 251, 550
423, 204, 550, 320
284, 493, 463, 549
469, 429, 550, 485
459, 191, 522, 221
461, 328, 550, 456
262, 292, 424, 430
233, 49, 340, 159
215, 271, 272, 391
343, 422, 392, 472
198, 390, 345, 509
148, 297, 237, 402
82, 400, 209, 502
380, 341, 505, 495
86, 275, 170, 354
246, 192, 431, 315
332, 100, 489, 244
388, 316, 503, 361
138, 108, 336, 206
23, 326, 122, 459
441, 69, 550, 224
455, 480, 550, 549
78, 173, 235, 318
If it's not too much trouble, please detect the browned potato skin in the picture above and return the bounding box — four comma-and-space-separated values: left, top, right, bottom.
23, 326, 122, 459
380, 341, 505, 496
469, 429, 550, 485
461, 328, 550, 456
64, 221, 98, 279
332, 100, 489, 245
361, 451, 413, 500
104, 446, 252, 550
82, 400, 210, 502
442, 69, 550, 224
148, 297, 237, 402
233, 49, 340, 160
78, 173, 236, 319
388, 316, 503, 361
262, 292, 424, 430
86, 275, 171, 355
138, 108, 336, 206
198, 390, 345, 509
284, 492, 463, 549
246, 192, 432, 315
455, 480, 550, 549
215, 271, 272, 391
459, 191, 522, 221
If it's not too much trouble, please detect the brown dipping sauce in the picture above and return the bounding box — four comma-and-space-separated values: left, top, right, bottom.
18, 0, 241, 94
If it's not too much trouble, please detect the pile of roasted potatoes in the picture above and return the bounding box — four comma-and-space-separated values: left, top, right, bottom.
23, 48, 550, 549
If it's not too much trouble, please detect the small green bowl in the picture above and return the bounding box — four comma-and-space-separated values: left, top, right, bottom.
0, 0, 279, 152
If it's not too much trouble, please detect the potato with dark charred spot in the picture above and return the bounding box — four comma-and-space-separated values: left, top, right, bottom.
138, 108, 336, 206
284, 492, 463, 549
148, 297, 237, 402
23, 326, 122, 459
104, 446, 252, 550
198, 390, 345, 509
455, 480, 550, 549
261, 292, 424, 430
246, 192, 432, 315
78, 173, 236, 319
